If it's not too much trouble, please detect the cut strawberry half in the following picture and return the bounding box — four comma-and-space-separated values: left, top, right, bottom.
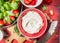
11, 39, 18, 43
10, 16, 15, 21
0, 20, 4, 26
31, 0, 36, 5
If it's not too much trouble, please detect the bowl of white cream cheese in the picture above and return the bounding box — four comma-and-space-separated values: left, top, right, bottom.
17, 8, 47, 38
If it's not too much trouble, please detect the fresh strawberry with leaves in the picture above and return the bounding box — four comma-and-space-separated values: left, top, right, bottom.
10, 16, 15, 21
0, 20, 4, 26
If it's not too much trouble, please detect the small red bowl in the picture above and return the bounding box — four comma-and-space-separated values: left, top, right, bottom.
17, 8, 47, 38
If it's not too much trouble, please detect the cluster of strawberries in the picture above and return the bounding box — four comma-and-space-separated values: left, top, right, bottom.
0, 10, 19, 26
24, 0, 37, 5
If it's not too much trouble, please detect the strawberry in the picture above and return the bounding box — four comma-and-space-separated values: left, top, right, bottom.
0, 20, 4, 26
24, 0, 30, 5
11, 39, 18, 43
12, 10, 19, 17
44, 0, 52, 4
31, 0, 36, 5
10, 16, 15, 21
13, 10, 19, 14
28, 0, 33, 2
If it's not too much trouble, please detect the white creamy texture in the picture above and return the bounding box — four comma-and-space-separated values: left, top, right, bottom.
22, 11, 43, 34
0, 30, 3, 41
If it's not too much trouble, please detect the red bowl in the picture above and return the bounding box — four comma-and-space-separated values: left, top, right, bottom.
17, 8, 47, 38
